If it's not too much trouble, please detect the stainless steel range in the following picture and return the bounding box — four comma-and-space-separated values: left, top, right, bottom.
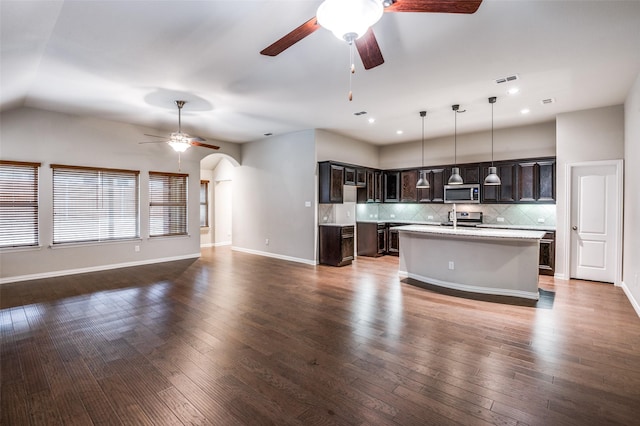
441, 211, 483, 227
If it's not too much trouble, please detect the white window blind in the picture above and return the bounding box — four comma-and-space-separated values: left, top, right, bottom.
200, 180, 209, 227
0, 160, 40, 248
149, 172, 188, 237
52, 165, 139, 244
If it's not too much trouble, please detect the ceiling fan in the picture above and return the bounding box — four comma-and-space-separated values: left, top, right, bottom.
140, 100, 220, 152
260, 0, 483, 70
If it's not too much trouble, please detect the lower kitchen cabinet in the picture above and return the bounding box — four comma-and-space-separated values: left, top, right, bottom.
357, 222, 386, 257
319, 225, 354, 266
539, 231, 555, 275
387, 224, 400, 256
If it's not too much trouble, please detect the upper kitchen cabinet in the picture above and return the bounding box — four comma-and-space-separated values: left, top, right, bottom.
461, 165, 480, 184
482, 162, 518, 203
400, 170, 418, 202
319, 161, 344, 203
344, 167, 356, 186
518, 158, 556, 203
384, 171, 400, 202
356, 168, 367, 187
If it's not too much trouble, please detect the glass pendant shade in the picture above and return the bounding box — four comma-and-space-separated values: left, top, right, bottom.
168, 133, 191, 152
416, 171, 430, 188
448, 167, 463, 185
317, 0, 384, 41
484, 166, 501, 185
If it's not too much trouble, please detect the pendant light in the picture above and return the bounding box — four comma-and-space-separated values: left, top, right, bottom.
448, 104, 464, 185
416, 110, 430, 188
484, 96, 501, 185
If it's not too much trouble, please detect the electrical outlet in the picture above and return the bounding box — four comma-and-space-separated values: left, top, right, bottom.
538, 218, 545, 223
448, 261, 455, 270
305, 201, 311, 207
428, 215, 434, 220
497, 217, 505, 222
390, 214, 395, 218
265, 238, 269, 246
323, 216, 328, 221
134, 245, 140, 252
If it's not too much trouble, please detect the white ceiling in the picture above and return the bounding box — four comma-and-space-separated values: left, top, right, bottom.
2, 0, 639, 146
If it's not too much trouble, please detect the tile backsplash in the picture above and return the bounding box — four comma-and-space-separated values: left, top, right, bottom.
356, 203, 556, 227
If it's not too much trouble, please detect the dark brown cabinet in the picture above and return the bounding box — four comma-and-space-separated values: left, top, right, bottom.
461, 165, 480, 184
539, 231, 555, 275
319, 162, 344, 204
384, 171, 400, 202
356, 168, 367, 187
387, 224, 401, 256
319, 225, 354, 266
518, 159, 556, 203
400, 170, 418, 202
344, 167, 356, 186
482, 162, 518, 203
357, 222, 386, 257
430, 168, 449, 203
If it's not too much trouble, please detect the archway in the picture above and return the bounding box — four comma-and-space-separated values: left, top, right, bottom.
200, 153, 239, 248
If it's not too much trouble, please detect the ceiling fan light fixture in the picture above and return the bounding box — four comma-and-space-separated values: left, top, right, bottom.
317, 0, 384, 41
168, 132, 191, 152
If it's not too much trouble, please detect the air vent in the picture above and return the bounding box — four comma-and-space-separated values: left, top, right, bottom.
541, 98, 556, 105
353, 111, 368, 116
495, 74, 519, 84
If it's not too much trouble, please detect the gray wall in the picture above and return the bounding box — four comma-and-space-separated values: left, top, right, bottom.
379, 121, 556, 170
624, 74, 640, 314
316, 129, 380, 169
233, 130, 317, 263
555, 104, 625, 280
0, 107, 238, 282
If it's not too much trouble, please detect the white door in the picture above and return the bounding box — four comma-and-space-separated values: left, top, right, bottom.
570, 163, 619, 283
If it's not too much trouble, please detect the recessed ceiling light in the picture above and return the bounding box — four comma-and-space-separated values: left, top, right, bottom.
520, 108, 530, 114
396, 130, 403, 135
368, 117, 375, 124
507, 87, 520, 95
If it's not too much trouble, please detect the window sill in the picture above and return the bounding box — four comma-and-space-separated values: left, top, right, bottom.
0, 245, 43, 253
49, 238, 142, 249
148, 234, 190, 241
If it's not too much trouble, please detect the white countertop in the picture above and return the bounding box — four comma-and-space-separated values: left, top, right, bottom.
318, 223, 355, 227
393, 224, 546, 240
476, 224, 555, 232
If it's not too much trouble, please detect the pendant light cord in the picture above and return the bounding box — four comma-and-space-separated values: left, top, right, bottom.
491, 101, 494, 167
421, 114, 425, 167
454, 111, 457, 166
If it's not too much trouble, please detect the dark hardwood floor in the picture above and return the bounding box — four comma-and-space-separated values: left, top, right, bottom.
2, 246, 640, 425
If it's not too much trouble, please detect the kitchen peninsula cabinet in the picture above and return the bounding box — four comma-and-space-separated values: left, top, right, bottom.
319, 224, 354, 266
539, 231, 555, 275
357, 222, 386, 257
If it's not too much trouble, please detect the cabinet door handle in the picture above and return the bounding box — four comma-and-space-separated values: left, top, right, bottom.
572, 226, 578, 231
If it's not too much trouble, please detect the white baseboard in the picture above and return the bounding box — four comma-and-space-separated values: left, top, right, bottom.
399, 270, 540, 300
231, 246, 317, 266
621, 281, 640, 318
554, 272, 569, 280
200, 241, 231, 248
0, 253, 201, 285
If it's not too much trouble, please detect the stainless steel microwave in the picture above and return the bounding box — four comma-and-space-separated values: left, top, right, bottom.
444, 184, 480, 203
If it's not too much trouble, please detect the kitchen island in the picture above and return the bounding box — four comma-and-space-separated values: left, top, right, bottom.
395, 225, 546, 300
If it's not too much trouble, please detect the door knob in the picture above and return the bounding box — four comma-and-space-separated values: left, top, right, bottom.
572, 226, 578, 230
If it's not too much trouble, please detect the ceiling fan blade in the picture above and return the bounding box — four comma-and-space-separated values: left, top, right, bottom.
143, 133, 167, 139
260, 17, 320, 56
190, 141, 220, 150
139, 140, 169, 144
385, 0, 482, 14
355, 28, 385, 70
188, 136, 207, 142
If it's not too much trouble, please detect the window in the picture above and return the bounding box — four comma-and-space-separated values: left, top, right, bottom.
0, 160, 40, 248
200, 180, 209, 227
149, 172, 188, 237
52, 165, 139, 244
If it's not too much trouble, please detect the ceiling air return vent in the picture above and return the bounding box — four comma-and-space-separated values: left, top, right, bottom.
541, 98, 556, 105
495, 74, 519, 84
